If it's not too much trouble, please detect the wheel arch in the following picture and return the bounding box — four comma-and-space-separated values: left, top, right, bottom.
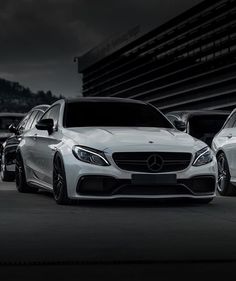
216, 148, 233, 178
15, 147, 23, 162
52, 150, 71, 204
15, 147, 30, 181
53, 151, 68, 184
216, 149, 225, 158
53, 150, 65, 167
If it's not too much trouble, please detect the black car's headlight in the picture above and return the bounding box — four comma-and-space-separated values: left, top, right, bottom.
72, 146, 110, 166
192, 147, 213, 167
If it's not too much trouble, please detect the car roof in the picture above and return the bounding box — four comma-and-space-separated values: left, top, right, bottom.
64, 97, 146, 105
0, 112, 25, 117
166, 110, 230, 119
30, 104, 50, 111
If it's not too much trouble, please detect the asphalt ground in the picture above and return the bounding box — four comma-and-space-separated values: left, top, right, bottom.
1, 180, 236, 280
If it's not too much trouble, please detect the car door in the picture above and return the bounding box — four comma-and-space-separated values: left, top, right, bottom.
216, 112, 236, 178
20, 110, 42, 177
28, 105, 62, 187
13, 110, 36, 149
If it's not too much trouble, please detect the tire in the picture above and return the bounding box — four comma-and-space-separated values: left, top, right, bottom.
217, 152, 236, 196
53, 154, 71, 205
1, 153, 15, 182
15, 153, 37, 193
1, 166, 15, 182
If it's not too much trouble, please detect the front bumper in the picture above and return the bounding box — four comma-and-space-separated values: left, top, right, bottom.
64, 153, 217, 200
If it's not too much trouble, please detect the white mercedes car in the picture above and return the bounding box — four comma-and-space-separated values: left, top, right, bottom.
16, 98, 217, 204
212, 108, 236, 196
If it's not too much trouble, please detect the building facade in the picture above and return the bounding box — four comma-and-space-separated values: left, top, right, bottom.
77, 0, 236, 112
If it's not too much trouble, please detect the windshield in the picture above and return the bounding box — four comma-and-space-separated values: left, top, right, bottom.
188, 114, 228, 145
0, 116, 22, 132
64, 101, 173, 128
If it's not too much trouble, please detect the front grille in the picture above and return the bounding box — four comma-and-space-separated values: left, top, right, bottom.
113, 152, 192, 173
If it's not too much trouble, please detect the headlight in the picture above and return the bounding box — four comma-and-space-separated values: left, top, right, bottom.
72, 146, 110, 166
192, 147, 213, 166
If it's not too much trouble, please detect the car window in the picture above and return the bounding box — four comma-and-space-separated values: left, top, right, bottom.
25, 110, 38, 130
232, 118, 236, 128
31, 111, 44, 128
41, 105, 60, 127
188, 114, 229, 145
223, 112, 236, 129
166, 114, 180, 124
17, 112, 33, 134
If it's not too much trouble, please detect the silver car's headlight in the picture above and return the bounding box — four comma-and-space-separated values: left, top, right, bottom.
192, 147, 213, 167
72, 146, 110, 166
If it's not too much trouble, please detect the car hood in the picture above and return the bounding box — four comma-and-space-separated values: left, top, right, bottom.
64, 127, 205, 153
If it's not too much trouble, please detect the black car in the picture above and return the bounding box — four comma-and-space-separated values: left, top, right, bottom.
0, 113, 25, 145
0, 104, 50, 181
166, 110, 230, 146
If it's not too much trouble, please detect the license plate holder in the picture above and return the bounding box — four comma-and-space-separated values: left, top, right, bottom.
131, 174, 177, 185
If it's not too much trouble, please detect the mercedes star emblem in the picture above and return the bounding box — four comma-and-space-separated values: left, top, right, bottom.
147, 154, 163, 172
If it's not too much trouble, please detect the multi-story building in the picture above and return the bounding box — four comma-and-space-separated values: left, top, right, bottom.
76, 0, 236, 112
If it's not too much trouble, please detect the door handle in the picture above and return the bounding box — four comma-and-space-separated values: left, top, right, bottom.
227, 133, 233, 139
33, 134, 38, 141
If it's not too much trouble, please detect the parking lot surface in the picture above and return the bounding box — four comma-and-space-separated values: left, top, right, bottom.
1, 181, 236, 280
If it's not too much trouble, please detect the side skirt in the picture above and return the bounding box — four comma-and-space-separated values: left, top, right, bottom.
28, 180, 53, 192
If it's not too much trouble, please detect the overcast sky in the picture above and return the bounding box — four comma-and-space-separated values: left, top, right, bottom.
0, 0, 201, 97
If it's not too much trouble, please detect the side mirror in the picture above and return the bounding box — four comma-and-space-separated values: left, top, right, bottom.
36, 118, 54, 133
174, 120, 186, 132
8, 123, 17, 134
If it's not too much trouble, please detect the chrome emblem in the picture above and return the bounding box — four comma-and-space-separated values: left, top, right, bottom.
147, 154, 163, 172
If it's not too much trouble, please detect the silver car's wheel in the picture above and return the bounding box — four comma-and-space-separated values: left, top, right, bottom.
217, 153, 236, 196
53, 155, 71, 205
15, 153, 32, 193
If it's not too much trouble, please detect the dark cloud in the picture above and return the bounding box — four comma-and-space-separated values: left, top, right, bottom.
0, 0, 201, 97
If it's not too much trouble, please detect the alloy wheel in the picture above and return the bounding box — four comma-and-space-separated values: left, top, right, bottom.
15, 158, 23, 187
217, 154, 227, 193
53, 155, 71, 204
53, 157, 64, 201
217, 153, 236, 196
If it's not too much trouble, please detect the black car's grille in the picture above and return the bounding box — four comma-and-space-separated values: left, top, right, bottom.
113, 152, 192, 173
0, 137, 7, 144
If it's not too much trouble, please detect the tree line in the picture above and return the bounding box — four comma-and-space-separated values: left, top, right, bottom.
0, 78, 62, 113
